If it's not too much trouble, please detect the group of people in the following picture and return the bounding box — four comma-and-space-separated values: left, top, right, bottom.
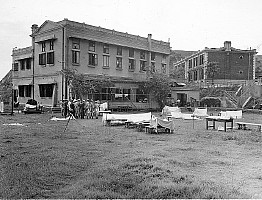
61, 99, 100, 119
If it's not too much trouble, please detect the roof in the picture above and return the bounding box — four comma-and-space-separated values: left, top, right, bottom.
34, 19, 171, 54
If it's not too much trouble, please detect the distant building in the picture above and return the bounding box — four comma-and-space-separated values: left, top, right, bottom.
173, 41, 257, 86
12, 19, 170, 109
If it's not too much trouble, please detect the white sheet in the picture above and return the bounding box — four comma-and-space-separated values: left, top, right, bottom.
193, 108, 209, 117
102, 112, 152, 125
220, 110, 242, 119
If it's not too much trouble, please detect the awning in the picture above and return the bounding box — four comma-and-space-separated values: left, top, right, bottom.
13, 78, 33, 86
35, 34, 57, 43
36, 78, 57, 85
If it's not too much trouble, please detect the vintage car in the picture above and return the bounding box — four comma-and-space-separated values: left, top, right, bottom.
23, 99, 43, 114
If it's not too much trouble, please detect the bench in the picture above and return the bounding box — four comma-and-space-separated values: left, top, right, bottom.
236, 122, 262, 132
98, 110, 111, 116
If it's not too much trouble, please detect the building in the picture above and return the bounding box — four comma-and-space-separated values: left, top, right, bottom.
12, 19, 170, 109
173, 41, 257, 86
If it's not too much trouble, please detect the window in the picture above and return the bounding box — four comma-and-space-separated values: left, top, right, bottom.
13, 62, 18, 71
200, 54, 204, 65
193, 57, 198, 67
189, 59, 192, 69
72, 39, 80, 49
47, 52, 54, 64
140, 61, 146, 71
103, 44, 109, 54
20, 60, 25, 70
161, 64, 166, 74
103, 55, 109, 67
18, 85, 24, 97
136, 89, 148, 103
50, 40, 54, 50
151, 52, 156, 61
151, 62, 156, 73
72, 50, 80, 64
26, 58, 31, 69
140, 51, 146, 59
129, 48, 134, 58
39, 84, 53, 97
41, 42, 46, 52
193, 70, 198, 80
89, 53, 98, 66
89, 41, 95, 52
39, 53, 46, 65
25, 85, 31, 97
128, 59, 135, 71
117, 46, 122, 56
162, 55, 166, 63
18, 85, 31, 97
116, 57, 122, 69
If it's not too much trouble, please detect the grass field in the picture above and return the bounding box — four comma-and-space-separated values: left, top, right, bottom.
1, 111, 262, 198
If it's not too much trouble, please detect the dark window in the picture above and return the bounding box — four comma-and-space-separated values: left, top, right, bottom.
41, 42, 46, 52
72, 50, 80, 64
162, 64, 166, 74
189, 59, 192, 69
50, 40, 54, 50
103, 44, 109, 54
89, 41, 95, 52
18, 85, 31, 97
140, 51, 146, 59
128, 59, 135, 71
200, 54, 204, 65
26, 58, 31, 69
47, 52, 54, 64
20, 60, 25, 70
116, 57, 122, 69
117, 46, 122, 56
103, 55, 109, 67
14, 63, 19, 71
151, 52, 156, 61
18, 85, 24, 97
39, 84, 53, 97
140, 61, 146, 71
89, 53, 98, 66
25, 85, 31, 97
39, 53, 46, 65
129, 48, 134, 58
136, 89, 148, 103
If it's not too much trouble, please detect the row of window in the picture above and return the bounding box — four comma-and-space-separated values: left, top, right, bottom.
18, 84, 54, 98
72, 39, 164, 62
72, 51, 167, 73
13, 58, 32, 71
188, 68, 204, 81
188, 54, 204, 69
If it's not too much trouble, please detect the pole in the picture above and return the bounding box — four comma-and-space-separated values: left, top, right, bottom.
11, 87, 14, 115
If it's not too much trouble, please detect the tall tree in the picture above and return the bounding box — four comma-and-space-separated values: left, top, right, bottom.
139, 73, 171, 109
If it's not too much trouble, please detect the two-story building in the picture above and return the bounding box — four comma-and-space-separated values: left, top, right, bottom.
12, 19, 170, 109
173, 41, 257, 86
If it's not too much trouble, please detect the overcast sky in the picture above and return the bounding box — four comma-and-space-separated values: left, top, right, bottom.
1, 0, 262, 80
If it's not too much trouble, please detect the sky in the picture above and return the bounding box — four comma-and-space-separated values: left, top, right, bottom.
1, 0, 262, 80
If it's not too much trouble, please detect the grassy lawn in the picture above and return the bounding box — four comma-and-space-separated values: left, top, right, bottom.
1, 111, 262, 198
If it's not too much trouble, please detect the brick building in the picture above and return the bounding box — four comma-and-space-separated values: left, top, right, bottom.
173, 41, 257, 86
12, 19, 170, 109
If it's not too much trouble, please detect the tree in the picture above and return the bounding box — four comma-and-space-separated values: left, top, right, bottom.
62, 69, 114, 99
0, 73, 12, 102
206, 61, 219, 85
139, 73, 171, 109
